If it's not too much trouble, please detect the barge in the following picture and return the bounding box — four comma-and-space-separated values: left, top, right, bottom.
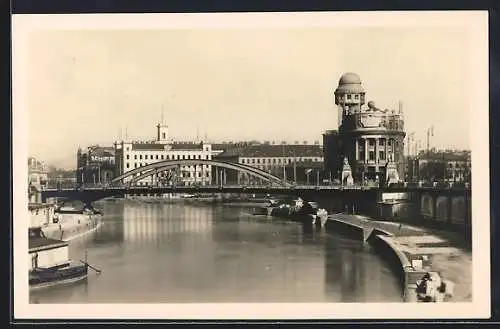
29, 227, 88, 291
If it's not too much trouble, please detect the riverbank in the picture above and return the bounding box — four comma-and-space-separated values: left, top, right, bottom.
327, 214, 472, 303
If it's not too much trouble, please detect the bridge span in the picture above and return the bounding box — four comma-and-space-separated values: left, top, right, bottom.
41, 184, 470, 232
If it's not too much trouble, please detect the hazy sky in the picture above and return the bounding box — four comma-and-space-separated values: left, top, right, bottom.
19, 16, 477, 169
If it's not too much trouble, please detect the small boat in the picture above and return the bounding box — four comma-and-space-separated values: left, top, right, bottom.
29, 227, 89, 291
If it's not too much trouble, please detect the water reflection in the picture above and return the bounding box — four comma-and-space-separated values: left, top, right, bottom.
30, 201, 402, 303
324, 234, 402, 302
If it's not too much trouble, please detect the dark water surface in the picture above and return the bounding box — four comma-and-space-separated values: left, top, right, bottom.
30, 201, 403, 303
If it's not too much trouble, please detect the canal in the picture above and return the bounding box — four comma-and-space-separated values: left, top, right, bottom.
30, 201, 403, 303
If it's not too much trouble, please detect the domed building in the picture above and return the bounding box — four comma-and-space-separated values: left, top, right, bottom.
323, 73, 406, 186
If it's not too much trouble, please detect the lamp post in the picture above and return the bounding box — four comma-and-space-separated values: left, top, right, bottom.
282, 143, 286, 184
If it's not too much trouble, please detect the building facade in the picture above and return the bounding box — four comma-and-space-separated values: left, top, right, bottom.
114, 123, 217, 186
407, 150, 471, 184
213, 143, 324, 185
28, 157, 49, 203
323, 72, 406, 185
77, 145, 116, 185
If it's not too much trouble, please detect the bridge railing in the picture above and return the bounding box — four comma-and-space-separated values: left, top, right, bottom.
42, 181, 470, 191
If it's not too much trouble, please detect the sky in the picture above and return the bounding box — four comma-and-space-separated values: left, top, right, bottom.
16, 14, 481, 169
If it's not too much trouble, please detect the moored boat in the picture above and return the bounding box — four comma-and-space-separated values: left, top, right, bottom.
29, 227, 88, 291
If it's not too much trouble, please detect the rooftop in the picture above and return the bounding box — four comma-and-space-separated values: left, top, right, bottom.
216, 144, 324, 158
29, 236, 68, 252
131, 142, 205, 151
418, 150, 471, 161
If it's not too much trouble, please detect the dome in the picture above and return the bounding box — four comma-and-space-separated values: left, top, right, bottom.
335, 84, 365, 93
335, 72, 365, 94
338, 72, 362, 85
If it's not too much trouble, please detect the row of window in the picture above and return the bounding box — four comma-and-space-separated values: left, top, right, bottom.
337, 94, 361, 101
448, 162, 470, 169
126, 163, 211, 169
359, 150, 397, 162
126, 154, 210, 161
359, 138, 398, 147
123, 145, 211, 152
240, 157, 322, 165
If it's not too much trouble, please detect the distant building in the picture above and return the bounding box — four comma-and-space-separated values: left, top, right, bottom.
408, 149, 471, 183
323, 73, 406, 185
114, 122, 219, 186
28, 157, 49, 203
47, 168, 77, 189
77, 145, 116, 185
213, 144, 324, 185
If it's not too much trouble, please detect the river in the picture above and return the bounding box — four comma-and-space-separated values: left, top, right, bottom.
30, 201, 403, 303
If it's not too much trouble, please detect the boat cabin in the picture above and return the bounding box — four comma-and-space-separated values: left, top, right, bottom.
28, 227, 70, 271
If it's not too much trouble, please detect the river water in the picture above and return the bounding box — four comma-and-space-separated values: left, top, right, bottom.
30, 201, 403, 303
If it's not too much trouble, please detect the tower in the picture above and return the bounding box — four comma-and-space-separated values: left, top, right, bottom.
156, 123, 169, 143
334, 72, 366, 127
324, 72, 406, 186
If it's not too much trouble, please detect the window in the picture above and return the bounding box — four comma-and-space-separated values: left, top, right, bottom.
156, 155, 159, 160
355, 94, 359, 100
206, 155, 209, 160
126, 155, 130, 160
126, 147, 130, 151
134, 163, 137, 168
134, 155, 137, 160
369, 139, 375, 146
388, 140, 392, 146
126, 163, 129, 168
379, 151, 385, 160
347, 95, 352, 100
369, 151, 375, 161
241, 159, 245, 164
139, 155, 143, 160
273, 159, 276, 164
359, 147, 365, 160
379, 139, 385, 146
257, 159, 261, 164
161, 155, 164, 160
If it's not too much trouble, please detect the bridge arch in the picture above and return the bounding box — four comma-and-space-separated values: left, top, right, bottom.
111, 159, 291, 186
128, 163, 280, 186
435, 196, 449, 222
421, 192, 433, 219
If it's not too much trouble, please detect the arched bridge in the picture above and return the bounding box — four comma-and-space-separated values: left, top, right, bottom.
111, 159, 291, 187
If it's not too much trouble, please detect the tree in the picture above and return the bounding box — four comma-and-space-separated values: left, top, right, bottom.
419, 161, 446, 182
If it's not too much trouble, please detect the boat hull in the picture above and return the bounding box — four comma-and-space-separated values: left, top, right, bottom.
29, 263, 88, 291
